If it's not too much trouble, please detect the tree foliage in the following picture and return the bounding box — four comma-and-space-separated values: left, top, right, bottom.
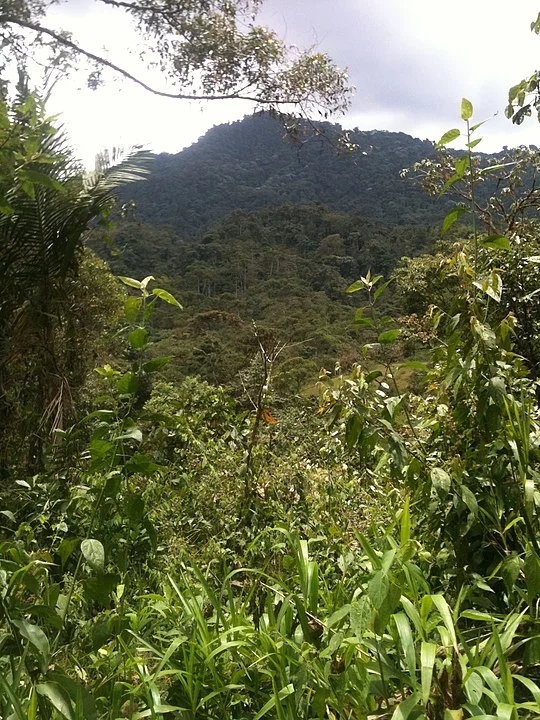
0, 0, 352, 116
0, 90, 147, 470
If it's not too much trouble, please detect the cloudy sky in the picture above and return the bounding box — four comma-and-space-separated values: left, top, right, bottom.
42, 0, 540, 165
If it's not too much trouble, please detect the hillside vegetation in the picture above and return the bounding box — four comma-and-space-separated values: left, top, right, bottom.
120, 113, 452, 235
5, 71, 540, 720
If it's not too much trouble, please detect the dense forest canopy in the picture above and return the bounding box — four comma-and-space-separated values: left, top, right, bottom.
120, 113, 450, 235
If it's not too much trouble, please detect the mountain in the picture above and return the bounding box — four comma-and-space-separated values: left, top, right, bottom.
122, 113, 452, 236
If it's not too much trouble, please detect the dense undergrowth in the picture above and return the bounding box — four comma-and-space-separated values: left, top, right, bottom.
4, 91, 540, 720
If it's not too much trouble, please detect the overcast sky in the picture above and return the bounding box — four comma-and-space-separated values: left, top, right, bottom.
43, 0, 540, 165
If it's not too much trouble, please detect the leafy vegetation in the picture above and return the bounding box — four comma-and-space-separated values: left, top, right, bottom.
5, 15, 540, 720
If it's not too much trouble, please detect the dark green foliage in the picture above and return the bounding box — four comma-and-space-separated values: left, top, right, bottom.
119, 113, 451, 236
98, 203, 435, 386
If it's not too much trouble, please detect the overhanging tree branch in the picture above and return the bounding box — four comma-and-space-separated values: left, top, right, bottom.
0, 14, 301, 104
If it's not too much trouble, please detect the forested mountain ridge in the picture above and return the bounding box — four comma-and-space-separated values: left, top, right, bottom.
121, 113, 453, 236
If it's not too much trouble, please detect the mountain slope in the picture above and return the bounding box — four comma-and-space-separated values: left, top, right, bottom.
123, 113, 451, 236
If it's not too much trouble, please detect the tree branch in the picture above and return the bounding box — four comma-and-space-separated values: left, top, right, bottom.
0, 14, 300, 105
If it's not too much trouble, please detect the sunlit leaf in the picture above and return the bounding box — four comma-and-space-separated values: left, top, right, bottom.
81, 539, 105, 572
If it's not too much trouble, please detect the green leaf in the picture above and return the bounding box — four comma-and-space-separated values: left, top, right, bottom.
12, 619, 50, 662
58, 538, 80, 568
393, 612, 416, 682
421, 642, 437, 703
253, 683, 294, 720
89, 437, 115, 463
46, 671, 97, 720
117, 371, 138, 395
378, 328, 400, 344
124, 296, 142, 322
481, 236, 511, 251
524, 550, 540, 609
81, 539, 105, 572
431, 594, 458, 652
400, 497, 410, 548
350, 596, 373, 638
142, 356, 172, 372
441, 206, 467, 234
461, 98, 473, 121
436, 128, 460, 148
126, 494, 145, 523
347, 279, 366, 293
0, 672, 26, 719
373, 279, 392, 301
82, 573, 120, 606
153, 287, 183, 308
118, 276, 142, 290
327, 604, 351, 628
23, 169, 64, 191
431, 467, 451, 495
125, 453, 160, 476
140, 275, 155, 290
390, 692, 420, 720
128, 327, 148, 349
368, 570, 389, 609
36, 682, 75, 720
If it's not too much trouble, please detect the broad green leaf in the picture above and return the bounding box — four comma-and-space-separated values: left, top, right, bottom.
481, 236, 511, 251
124, 296, 142, 322
12, 618, 50, 661
467, 137, 482, 149
46, 670, 97, 720
58, 538, 80, 568
81, 539, 105, 572
36, 682, 74, 720
436, 128, 460, 148
347, 279, 366, 293
421, 641, 437, 703
350, 596, 372, 638
126, 494, 145, 523
143, 356, 172, 372
441, 206, 467, 234
153, 287, 183, 308
82, 573, 120, 605
461, 98, 473, 120
327, 604, 351, 628
454, 155, 469, 177
431, 467, 451, 495
89, 437, 115, 463
524, 551, 540, 609
373, 279, 392, 301
0, 671, 26, 719
368, 570, 389, 609
23, 169, 64, 191
117, 371, 138, 394
125, 453, 161, 476
128, 327, 148, 349
140, 275, 155, 290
